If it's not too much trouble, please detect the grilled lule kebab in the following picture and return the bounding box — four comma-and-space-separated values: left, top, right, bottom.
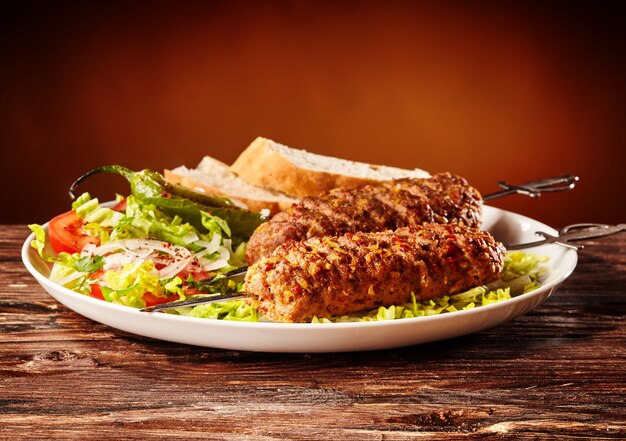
244, 223, 504, 322
246, 172, 482, 264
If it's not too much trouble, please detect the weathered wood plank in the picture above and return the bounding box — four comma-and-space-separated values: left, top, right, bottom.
1, 225, 625, 439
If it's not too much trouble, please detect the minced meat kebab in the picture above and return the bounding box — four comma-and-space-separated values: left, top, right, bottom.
245, 172, 482, 263
244, 223, 505, 322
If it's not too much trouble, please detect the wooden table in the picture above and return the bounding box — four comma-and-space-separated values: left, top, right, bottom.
1, 225, 625, 439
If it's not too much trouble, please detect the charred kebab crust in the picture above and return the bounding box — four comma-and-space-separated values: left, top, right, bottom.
244, 223, 505, 323
245, 172, 483, 264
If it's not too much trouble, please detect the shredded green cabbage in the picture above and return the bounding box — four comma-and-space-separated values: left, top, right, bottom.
100, 261, 161, 308
185, 299, 258, 321
311, 251, 548, 323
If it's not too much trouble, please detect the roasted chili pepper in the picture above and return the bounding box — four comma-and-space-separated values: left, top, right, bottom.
69, 165, 267, 240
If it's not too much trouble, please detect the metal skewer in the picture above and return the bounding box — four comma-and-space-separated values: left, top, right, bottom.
505, 223, 626, 250
483, 175, 579, 201
199, 265, 249, 284
140, 292, 248, 312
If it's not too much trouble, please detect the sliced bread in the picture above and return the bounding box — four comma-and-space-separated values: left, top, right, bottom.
230, 137, 431, 198
164, 156, 298, 215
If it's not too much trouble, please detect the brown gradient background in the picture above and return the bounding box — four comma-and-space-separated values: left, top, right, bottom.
1, 1, 625, 227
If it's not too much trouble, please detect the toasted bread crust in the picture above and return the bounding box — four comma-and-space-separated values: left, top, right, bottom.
230, 137, 429, 198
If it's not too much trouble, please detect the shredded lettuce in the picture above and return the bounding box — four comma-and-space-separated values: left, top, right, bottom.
112, 195, 198, 246
501, 251, 548, 281
49, 264, 90, 293
201, 211, 231, 238
72, 255, 104, 273
101, 285, 146, 309
186, 299, 258, 321
28, 223, 54, 262
100, 261, 165, 308
311, 251, 548, 323
73, 193, 124, 227
71, 192, 92, 210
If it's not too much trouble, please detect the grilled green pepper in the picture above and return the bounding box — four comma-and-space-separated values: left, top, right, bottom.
69, 165, 267, 240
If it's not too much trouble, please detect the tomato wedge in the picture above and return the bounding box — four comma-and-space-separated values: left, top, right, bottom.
142, 292, 179, 307
48, 210, 100, 254
89, 284, 105, 301
112, 198, 127, 212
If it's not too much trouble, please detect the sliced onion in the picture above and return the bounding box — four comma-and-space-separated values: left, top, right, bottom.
88, 241, 132, 256
216, 246, 230, 261
87, 239, 192, 279
130, 248, 155, 259
201, 258, 229, 271
222, 238, 233, 253
90, 239, 170, 256
77, 238, 238, 280
193, 234, 222, 258
157, 249, 192, 278
159, 261, 190, 278
182, 232, 199, 244
56, 271, 87, 286
117, 261, 142, 279
103, 252, 133, 270
81, 243, 97, 258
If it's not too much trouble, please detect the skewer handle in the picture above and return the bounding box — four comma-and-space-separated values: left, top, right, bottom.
483, 175, 579, 201
198, 265, 248, 284
505, 223, 626, 250
141, 292, 247, 312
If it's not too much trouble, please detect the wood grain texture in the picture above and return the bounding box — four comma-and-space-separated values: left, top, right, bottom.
1, 225, 625, 440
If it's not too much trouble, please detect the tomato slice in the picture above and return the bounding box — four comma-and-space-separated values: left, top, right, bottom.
89, 284, 105, 301
143, 292, 179, 307
184, 287, 205, 296
48, 210, 100, 254
112, 198, 127, 212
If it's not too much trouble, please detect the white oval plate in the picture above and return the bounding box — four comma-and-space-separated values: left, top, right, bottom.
22, 206, 577, 353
